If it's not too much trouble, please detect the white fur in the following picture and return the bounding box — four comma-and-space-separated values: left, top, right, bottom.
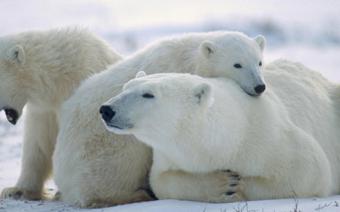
0, 28, 121, 200
53, 31, 265, 207
105, 60, 340, 202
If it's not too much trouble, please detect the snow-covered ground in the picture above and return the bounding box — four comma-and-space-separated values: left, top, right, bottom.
1, 0, 340, 211
2, 197, 340, 212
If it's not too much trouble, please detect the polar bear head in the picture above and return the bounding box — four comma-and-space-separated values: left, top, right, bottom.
0, 42, 27, 125
100, 72, 214, 144
197, 32, 265, 96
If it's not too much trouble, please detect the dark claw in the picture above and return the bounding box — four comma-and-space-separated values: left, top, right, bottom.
229, 183, 238, 187
14, 191, 23, 199
15, 191, 23, 196
226, 191, 235, 196
223, 169, 231, 173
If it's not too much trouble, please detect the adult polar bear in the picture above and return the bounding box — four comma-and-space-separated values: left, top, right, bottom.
102, 60, 340, 202
53, 31, 266, 207
0, 28, 122, 200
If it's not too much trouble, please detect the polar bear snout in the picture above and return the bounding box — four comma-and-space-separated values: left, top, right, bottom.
254, 84, 266, 95
99, 105, 116, 122
100, 102, 134, 134
0, 106, 20, 125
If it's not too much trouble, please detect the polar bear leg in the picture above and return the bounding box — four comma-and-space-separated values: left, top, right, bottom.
1, 105, 58, 200
152, 169, 244, 203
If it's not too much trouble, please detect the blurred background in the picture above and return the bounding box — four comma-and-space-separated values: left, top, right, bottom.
1, 0, 339, 77
0, 0, 340, 189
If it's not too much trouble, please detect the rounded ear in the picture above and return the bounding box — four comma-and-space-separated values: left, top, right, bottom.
7, 45, 25, 65
200, 41, 216, 58
254, 35, 265, 51
135, 71, 147, 78
193, 83, 214, 107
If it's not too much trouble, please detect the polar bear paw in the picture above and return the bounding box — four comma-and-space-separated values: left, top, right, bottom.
0, 187, 42, 200
80, 189, 155, 208
207, 170, 244, 203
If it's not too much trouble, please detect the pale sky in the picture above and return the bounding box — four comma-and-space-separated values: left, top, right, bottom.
0, 0, 339, 34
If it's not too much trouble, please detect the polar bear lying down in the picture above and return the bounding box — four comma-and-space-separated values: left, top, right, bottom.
102, 59, 340, 202
53, 31, 266, 207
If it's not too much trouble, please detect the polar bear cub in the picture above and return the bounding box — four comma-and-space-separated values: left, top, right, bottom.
195, 32, 266, 96
101, 61, 340, 202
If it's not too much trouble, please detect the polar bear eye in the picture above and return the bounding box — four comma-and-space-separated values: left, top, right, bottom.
234, 63, 242, 69
142, 93, 155, 99
259, 61, 262, 66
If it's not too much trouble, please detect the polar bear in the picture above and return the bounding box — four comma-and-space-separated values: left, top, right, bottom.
53, 31, 266, 207
0, 28, 122, 200
101, 60, 340, 202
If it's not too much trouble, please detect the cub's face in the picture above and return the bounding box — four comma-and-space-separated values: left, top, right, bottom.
199, 33, 266, 96
0, 45, 27, 125
100, 73, 212, 145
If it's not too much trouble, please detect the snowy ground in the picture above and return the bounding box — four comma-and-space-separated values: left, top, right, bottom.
1, 0, 340, 211
2, 197, 340, 212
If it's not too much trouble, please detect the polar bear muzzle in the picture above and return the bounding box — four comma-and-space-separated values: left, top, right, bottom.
254, 84, 266, 95
4, 107, 19, 125
99, 103, 134, 133
100, 105, 115, 123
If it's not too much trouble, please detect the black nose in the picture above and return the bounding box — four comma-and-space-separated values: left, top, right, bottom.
254, 84, 266, 94
99, 105, 115, 122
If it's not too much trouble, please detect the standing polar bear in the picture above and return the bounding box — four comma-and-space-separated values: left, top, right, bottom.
53, 31, 266, 207
102, 60, 340, 202
0, 28, 122, 200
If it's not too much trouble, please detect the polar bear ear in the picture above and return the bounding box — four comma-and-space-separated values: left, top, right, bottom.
254, 35, 265, 51
200, 41, 216, 58
6, 45, 25, 65
193, 83, 214, 107
135, 71, 147, 78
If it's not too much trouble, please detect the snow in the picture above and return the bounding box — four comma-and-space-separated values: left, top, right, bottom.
1, 197, 340, 212
1, 0, 340, 211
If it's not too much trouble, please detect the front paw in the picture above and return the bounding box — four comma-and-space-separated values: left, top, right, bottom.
222, 170, 244, 202
80, 189, 156, 208
207, 170, 244, 203
1, 187, 42, 200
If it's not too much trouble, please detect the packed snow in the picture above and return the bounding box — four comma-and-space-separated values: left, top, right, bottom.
1, 0, 340, 211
